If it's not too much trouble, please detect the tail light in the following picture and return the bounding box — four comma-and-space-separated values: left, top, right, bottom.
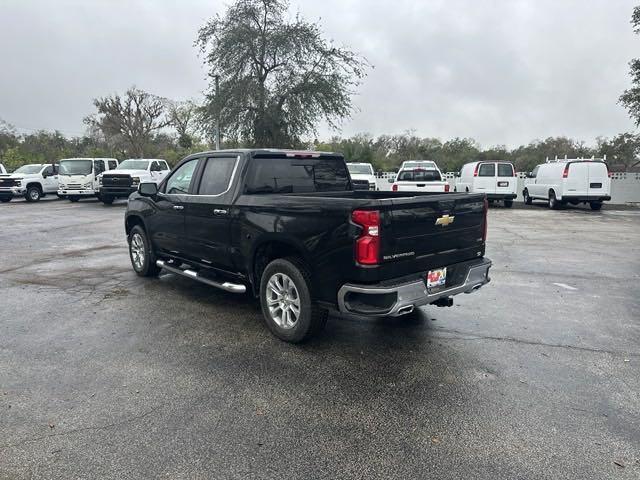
473, 164, 480, 177
482, 197, 488, 242
562, 164, 570, 178
392, 184, 398, 192
444, 184, 450, 192
352, 210, 380, 265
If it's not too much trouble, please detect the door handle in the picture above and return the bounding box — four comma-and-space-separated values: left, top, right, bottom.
213, 209, 228, 215
173, 205, 184, 210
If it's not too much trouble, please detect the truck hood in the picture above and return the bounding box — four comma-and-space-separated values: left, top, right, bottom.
104, 169, 149, 176
0, 174, 26, 181
350, 173, 375, 181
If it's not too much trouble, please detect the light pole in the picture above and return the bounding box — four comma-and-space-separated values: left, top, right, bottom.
214, 74, 221, 150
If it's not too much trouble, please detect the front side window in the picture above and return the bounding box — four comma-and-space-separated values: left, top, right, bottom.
198, 158, 236, 195
164, 159, 198, 194
43, 166, 54, 176
478, 163, 496, 177
244, 157, 350, 194
59, 160, 93, 175
530, 166, 540, 178
497, 163, 514, 177
108, 160, 118, 170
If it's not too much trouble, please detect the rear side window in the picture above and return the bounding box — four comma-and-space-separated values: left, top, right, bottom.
398, 170, 442, 181
94, 160, 105, 175
108, 160, 118, 170
244, 157, 350, 193
198, 157, 236, 195
497, 164, 514, 177
478, 164, 495, 177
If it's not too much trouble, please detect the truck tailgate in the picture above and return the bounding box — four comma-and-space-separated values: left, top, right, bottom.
378, 193, 486, 277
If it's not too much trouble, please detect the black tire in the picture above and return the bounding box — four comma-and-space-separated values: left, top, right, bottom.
548, 190, 559, 210
523, 189, 532, 205
259, 257, 328, 343
590, 202, 602, 211
25, 186, 41, 202
0, 197, 11, 203
68, 196, 80, 202
504, 199, 513, 208
102, 195, 114, 205
128, 225, 161, 277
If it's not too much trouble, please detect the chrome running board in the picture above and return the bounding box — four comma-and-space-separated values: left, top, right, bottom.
156, 260, 246, 294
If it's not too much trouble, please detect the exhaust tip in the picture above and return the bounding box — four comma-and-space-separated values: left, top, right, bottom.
397, 305, 414, 315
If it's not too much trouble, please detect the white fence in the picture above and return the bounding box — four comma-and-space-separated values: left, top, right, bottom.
376, 172, 640, 205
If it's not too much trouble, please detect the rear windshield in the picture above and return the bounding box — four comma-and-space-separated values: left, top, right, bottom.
244, 157, 350, 194
397, 169, 442, 182
497, 163, 514, 177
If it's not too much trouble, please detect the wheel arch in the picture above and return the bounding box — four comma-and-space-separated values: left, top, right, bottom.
26, 182, 43, 192
125, 214, 147, 237
250, 236, 310, 297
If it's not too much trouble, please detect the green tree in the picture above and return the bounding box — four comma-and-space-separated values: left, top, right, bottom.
619, 6, 640, 126
597, 133, 640, 170
196, 0, 368, 147
85, 87, 169, 157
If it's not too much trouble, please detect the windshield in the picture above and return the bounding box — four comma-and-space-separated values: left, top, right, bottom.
59, 160, 93, 176
397, 169, 442, 182
347, 164, 373, 175
118, 160, 150, 170
402, 161, 436, 170
13, 164, 43, 174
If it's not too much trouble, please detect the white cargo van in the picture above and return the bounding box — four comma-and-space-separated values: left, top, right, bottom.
523, 159, 611, 210
455, 161, 517, 207
58, 158, 119, 202
391, 161, 449, 192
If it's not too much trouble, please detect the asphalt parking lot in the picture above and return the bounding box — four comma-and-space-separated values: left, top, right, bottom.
1, 198, 639, 479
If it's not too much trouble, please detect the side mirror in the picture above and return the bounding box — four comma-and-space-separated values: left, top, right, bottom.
42, 172, 48, 178
139, 182, 158, 197
455, 172, 461, 178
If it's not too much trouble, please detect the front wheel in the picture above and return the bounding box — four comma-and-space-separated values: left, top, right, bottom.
548, 191, 560, 210
590, 202, 602, 211
128, 225, 161, 277
101, 195, 114, 205
68, 196, 80, 202
523, 189, 532, 205
0, 197, 12, 203
260, 257, 328, 343
25, 186, 41, 202
504, 199, 513, 208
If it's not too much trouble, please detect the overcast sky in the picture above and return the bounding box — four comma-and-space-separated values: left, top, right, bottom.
0, 0, 637, 147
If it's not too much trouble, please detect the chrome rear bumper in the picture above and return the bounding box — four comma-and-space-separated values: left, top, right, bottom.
337, 257, 491, 317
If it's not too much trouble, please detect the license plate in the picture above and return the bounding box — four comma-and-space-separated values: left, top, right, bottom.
498, 181, 509, 187
427, 268, 447, 288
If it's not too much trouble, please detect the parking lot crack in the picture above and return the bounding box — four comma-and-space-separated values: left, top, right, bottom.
0, 404, 164, 451
432, 327, 640, 358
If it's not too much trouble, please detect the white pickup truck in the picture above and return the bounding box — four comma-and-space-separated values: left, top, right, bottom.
97, 159, 170, 204
391, 161, 450, 193
0, 163, 60, 202
347, 162, 377, 190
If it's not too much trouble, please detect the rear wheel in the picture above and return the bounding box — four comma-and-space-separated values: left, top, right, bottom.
128, 225, 161, 277
548, 191, 559, 210
25, 186, 41, 202
590, 201, 602, 211
523, 189, 532, 205
504, 199, 513, 208
260, 257, 328, 343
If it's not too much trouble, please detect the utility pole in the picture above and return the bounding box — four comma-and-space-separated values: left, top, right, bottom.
214, 74, 221, 150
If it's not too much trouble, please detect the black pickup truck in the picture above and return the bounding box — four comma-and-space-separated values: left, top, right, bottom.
125, 149, 491, 342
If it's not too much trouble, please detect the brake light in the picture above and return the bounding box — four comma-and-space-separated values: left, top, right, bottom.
482, 197, 488, 242
444, 184, 450, 192
392, 184, 398, 192
562, 164, 570, 178
473, 164, 480, 177
352, 210, 380, 265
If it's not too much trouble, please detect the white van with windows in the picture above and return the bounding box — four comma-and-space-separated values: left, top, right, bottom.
455, 161, 517, 207
391, 160, 449, 192
523, 158, 611, 210
58, 158, 118, 202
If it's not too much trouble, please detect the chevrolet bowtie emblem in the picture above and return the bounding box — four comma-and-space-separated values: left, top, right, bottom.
435, 214, 455, 226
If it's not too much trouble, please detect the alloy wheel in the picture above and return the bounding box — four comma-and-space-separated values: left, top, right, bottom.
266, 273, 301, 329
